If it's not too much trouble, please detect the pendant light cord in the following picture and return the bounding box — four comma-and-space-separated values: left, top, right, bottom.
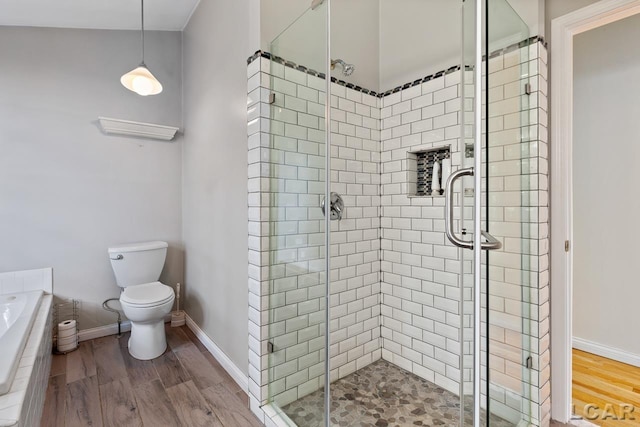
140, 0, 145, 65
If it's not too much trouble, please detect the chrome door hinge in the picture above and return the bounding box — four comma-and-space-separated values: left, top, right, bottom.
526, 356, 533, 369
267, 342, 274, 353
269, 93, 276, 104
525, 83, 532, 95
565, 240, 570, 252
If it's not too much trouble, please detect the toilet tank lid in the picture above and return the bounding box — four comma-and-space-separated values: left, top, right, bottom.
108, 241, 168, 254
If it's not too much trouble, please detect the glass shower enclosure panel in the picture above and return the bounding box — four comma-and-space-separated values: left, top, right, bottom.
266, 4, 329, 426
459, 0, 534, 425
486, 0, 534, 425
259, 0, 538, 425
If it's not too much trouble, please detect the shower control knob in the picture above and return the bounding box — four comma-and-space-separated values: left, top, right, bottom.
321, 192, 344, 221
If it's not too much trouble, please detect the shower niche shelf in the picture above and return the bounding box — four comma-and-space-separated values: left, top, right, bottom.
406, 146, 451, 197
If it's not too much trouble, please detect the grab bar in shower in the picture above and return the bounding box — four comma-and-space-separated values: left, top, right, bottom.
444, 167, 502, 251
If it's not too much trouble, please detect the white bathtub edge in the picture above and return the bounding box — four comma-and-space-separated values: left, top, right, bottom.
0, 295, 52, 427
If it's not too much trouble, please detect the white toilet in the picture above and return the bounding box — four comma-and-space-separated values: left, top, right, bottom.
108, 241, 175, 360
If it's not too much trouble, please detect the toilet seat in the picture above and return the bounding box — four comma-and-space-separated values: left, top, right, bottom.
121, 282, 174, 307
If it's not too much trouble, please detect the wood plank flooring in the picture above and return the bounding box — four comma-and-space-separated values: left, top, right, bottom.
41, 325, 262, 427
572, 348, 640, 426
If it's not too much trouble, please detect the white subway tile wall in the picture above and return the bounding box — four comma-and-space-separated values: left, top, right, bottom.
247, 41, 549, 426
380, 65, 468, 399
248, 57, 381, 411
484, 43, 549, 426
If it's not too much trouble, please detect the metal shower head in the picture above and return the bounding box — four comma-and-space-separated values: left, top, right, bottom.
343, 63, 355, 76
331, 59, 355, 76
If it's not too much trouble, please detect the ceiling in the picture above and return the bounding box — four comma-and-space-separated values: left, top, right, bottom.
0, 0, 201, 31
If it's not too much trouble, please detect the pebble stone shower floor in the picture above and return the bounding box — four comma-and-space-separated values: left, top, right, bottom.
282, 359, 515, 427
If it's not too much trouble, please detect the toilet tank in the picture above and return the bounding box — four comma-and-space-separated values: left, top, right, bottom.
108, 241, 168, 288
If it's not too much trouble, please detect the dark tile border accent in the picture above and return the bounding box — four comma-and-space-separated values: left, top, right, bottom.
247, 35, 545, 99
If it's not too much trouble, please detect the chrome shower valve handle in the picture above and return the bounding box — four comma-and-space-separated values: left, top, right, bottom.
321, 192, 344, 221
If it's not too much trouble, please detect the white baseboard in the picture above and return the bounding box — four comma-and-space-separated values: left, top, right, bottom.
78, 320, 132, 342
573, 337, 640, 368
185, 314, 249, 393
77, 313, 173, 342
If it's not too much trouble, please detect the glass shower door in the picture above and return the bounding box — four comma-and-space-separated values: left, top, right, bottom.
456, 0, 535, 425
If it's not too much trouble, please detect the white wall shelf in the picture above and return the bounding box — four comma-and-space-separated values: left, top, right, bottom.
98, 117, 179, 141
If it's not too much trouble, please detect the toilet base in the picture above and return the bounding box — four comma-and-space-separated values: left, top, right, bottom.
128, 320, 167, 360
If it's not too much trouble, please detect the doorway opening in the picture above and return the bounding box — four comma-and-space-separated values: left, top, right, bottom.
550, 0, 640, 424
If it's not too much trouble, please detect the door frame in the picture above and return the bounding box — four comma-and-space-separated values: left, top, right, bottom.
550, 0, 640, 422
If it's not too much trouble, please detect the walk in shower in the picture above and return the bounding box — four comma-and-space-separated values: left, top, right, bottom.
246, 0, 549, 425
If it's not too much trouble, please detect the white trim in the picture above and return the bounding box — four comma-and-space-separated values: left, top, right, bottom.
78, 313, 173, 342
573, 338, 640, 368
78, 321, 132, 342
185, 314, 249, 393
550, 0, 640, 422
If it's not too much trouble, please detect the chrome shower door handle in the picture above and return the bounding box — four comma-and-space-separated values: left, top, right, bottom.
480, 230, 502, 250
444, 167, 502, 251
445, 168, 474, 249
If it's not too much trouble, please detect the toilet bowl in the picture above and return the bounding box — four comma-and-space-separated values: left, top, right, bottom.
108, 241, 175, 360
120, 281, 175, 360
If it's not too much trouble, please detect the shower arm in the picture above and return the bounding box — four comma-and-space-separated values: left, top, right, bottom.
331, 59, 345, 70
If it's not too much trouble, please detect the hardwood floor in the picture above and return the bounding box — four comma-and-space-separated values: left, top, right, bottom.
572, 349, 640, 426
41, 325, 262, 427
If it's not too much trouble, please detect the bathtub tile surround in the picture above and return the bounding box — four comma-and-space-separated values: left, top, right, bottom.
0, 269, 53, 426
0, 293, 52, 427
0, 269, 53, 295
248, 39, 549, 426
0, 291, 45, 395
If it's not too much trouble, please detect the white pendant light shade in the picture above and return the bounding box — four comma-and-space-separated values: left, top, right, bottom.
121, 65, 163, 96
121, 0, 163, 96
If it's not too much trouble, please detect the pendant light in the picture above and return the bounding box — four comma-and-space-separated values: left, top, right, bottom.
121, 0, 163, 96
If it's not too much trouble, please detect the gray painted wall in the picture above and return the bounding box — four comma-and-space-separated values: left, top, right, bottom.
573, 13, 640, 357
182, 0, 251, 374
0, 26, 183, 329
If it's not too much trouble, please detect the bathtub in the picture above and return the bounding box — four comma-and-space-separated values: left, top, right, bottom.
0, 290, 43, 395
